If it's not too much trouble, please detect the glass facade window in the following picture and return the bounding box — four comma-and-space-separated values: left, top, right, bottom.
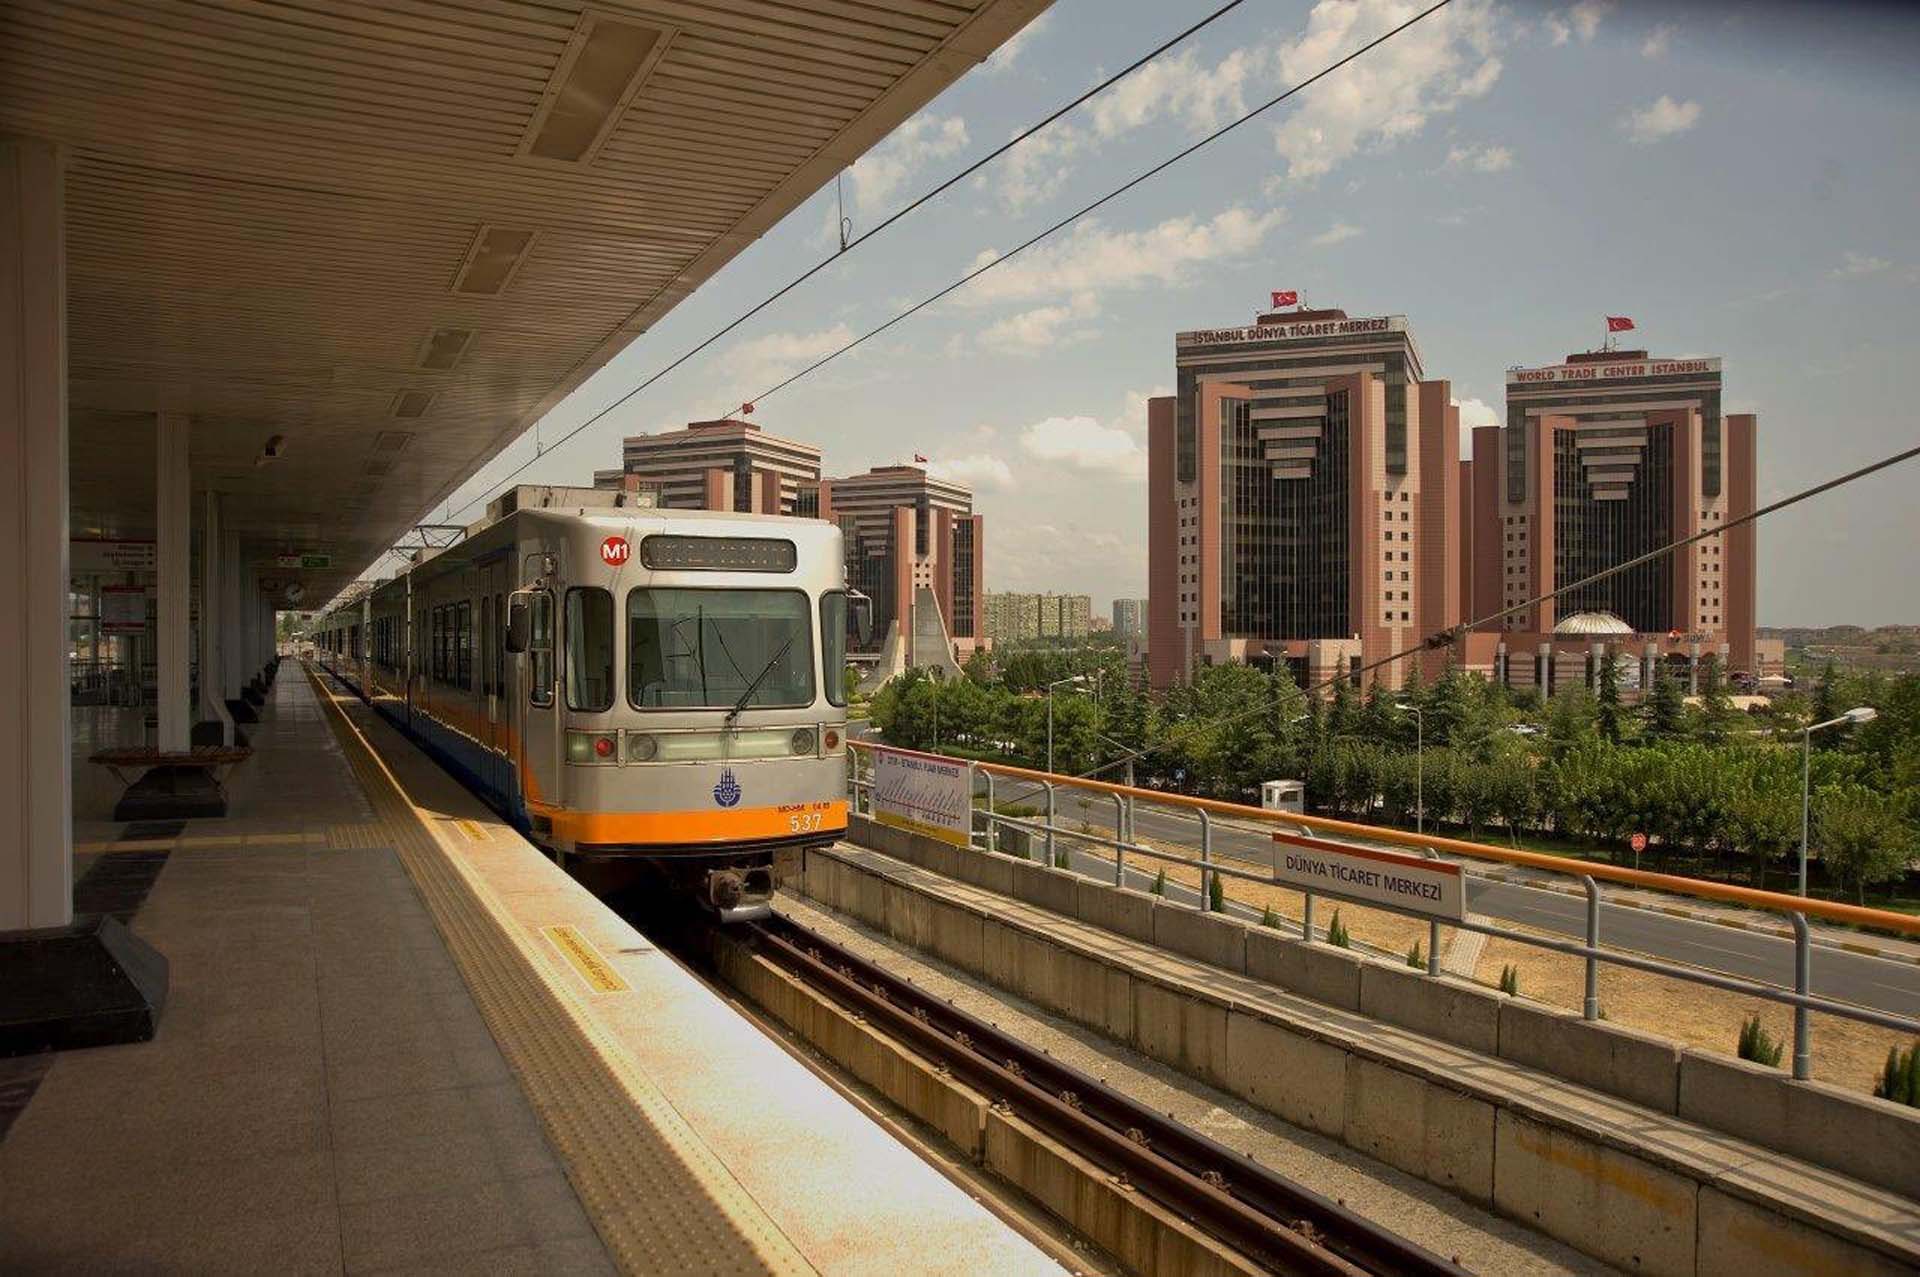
1553, 426, 1673, 631
951, 518, 976, 638
1218, 391, 1352, 640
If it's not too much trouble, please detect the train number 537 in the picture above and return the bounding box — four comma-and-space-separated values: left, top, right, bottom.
788, 812, 823, 833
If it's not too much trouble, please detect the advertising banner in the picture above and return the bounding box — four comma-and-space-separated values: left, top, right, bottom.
1271, 831, 1465, 921
100, 585, 149, 635
870, 745, 972, 848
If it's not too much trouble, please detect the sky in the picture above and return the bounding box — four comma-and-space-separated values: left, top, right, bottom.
430, 0, 1920, 627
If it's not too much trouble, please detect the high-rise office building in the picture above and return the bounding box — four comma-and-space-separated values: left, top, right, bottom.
1111, 597, 1147, 638
1146, 306, 1462, 691
984, 592, 1091, 643
613, 418, 821, 514
1458, 347, 1763, 689
805, 465, 985, 660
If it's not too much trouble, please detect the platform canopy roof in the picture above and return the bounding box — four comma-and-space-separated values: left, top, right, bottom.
0, 0, 1045, 604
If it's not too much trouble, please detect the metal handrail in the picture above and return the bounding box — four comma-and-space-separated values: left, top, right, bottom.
848, 740, 1920, 937
846, 741, 1920, 1079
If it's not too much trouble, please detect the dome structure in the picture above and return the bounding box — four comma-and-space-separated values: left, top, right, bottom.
1552, 610, 1634, 637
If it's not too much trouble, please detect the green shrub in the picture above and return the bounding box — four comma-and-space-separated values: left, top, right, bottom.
1327, 909, 1351, 949
1150, 867, 1167, 897
1498, 964, 1520, 996
1406, 940, 1424, 969
1054, 849, 1071, 869
1207, 873, 1224, 913
1260, 904, 1283, 929
1737, 1015, 1784, 1067
1873, 1042, 1920, 1107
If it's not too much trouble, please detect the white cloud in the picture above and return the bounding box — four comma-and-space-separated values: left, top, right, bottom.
843, 112, 970, 216
926, 453, 1015, 491
1546, 0, 1611, 46
1019, 415, 1146, 476
960, 207, 1285, 307
1311, 221, 1364, 246
1832, 251, 1891, 279
1443, 142, 1513, 173
997, 121, 1087, 212
1623, 95, 1701, 144
977, 295, 1099, 356
1088, 46, 1260, 139
1641, 22, 1676, 58
1454, 397, 1498, 431
1269, 0, 1507, 184
981, 12, 1050, 75
719, 324, 854, 398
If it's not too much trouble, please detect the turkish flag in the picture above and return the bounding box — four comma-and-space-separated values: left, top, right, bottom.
740, 401, 755, 415
1606, 316, 1635, 332
913, 453, 928, 463
1271, 290, 1298, 308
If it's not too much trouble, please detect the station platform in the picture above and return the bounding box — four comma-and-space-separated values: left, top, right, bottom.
4, 670, 1060, 1274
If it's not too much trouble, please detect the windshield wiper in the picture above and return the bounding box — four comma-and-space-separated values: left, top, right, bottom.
727, 631, 799, 723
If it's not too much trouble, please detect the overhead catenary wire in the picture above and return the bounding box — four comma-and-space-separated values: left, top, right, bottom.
440, 0, 1255, 521
1073, 440, 1920, 783
728, 0, 1457, 415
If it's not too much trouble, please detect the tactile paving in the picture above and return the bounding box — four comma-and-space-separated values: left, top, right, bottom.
306, 668, 816, 1276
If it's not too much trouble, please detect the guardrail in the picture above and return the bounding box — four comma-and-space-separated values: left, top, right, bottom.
847, 740, 1920, 1081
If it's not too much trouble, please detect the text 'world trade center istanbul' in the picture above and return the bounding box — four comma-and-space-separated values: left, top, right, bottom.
1147, 302, 1766, 696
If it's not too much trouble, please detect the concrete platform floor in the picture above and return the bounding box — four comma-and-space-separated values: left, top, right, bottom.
2, 676, 612, 1274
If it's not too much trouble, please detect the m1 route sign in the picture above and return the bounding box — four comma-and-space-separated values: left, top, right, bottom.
599, 535, 630, 566
1271, 831, 1465, 921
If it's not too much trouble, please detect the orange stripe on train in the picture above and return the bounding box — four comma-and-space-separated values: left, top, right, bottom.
554, 801, 848, 846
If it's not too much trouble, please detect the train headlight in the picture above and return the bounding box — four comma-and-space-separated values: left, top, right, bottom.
790, 728, 817, 756
626, 733, 658, 763
565, 731, 618, 765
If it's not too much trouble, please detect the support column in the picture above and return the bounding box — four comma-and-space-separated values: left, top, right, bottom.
0, 135, 70, 932
0, 134, 166, 1051
198, 492, 233, 744
222, 525, 256, 723
156, 411, 192, 752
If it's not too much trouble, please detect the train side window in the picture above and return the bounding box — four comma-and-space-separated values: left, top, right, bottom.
821, 591, 848, 707
479, 597, 492, 698
457, 601, 472, 691
565, 588, 614, 712
528, 591, 554, 707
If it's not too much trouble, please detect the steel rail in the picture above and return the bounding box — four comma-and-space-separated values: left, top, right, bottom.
747, 914, 1469, 1277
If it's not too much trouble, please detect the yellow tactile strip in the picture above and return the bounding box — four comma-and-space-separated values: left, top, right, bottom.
303, 667, 815, 1276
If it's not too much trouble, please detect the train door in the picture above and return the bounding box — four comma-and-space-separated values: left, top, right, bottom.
517, 587, 559, 836
477, 557, 508, 799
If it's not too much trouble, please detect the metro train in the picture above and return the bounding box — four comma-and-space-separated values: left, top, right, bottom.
311, 487, 867, 918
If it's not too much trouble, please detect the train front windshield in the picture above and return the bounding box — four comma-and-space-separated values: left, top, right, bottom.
627, 588, 815, 709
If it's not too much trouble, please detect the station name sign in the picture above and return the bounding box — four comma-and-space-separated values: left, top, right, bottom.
1177, 315, 1400, 348
1271, 831, 1465, 921
1509, 357, 1719, 385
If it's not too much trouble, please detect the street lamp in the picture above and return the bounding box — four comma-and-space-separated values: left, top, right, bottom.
1046, 674, 1090, 775
1798, 706, 1877, 896
1396, 698, 1426, 835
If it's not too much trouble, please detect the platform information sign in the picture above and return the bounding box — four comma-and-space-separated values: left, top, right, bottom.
870, 745, 971, 848
100, 585, 148, 634
1271, 831, 1465, 921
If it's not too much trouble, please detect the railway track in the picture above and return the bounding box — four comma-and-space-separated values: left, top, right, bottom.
742, 913, 1472, 1277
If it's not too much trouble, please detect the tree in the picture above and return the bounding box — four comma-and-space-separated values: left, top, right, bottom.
1696, 653, 1742, 745
1812, 660, 1839, 726
1596, 649, 1627, 745
1645, 663, 1686, 740
1815, 783, 1915, 903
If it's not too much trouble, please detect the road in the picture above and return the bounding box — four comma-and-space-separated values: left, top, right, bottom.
976, 777, 1920, 1022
